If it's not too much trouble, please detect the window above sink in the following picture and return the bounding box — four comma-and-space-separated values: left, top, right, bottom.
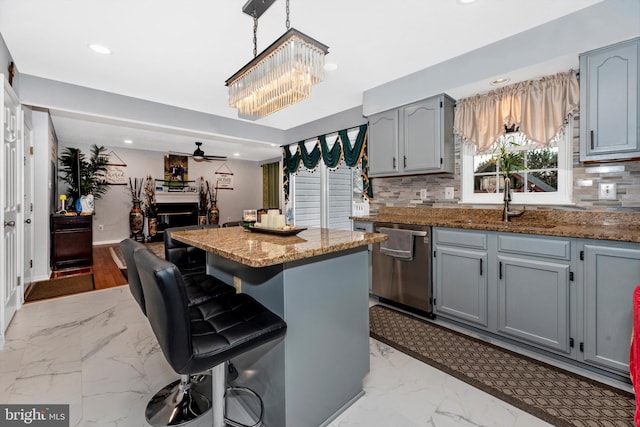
461, 124, 573, 205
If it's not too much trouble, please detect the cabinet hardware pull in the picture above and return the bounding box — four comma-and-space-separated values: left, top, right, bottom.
404, 156, 407, 168
479, 259, 483, 276
499, 261, 503, 279
4, 220, 16, 227
393, 157, 396, 169
24, 219, 31, 224
590, 130, 595, 150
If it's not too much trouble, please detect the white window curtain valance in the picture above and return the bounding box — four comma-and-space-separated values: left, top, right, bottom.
453, 69, 579, 153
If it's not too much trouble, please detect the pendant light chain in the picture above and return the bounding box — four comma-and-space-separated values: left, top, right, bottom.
286, 0, 290, 30
253, 10, 258, 58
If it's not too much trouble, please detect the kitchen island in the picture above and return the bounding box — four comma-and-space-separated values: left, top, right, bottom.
172, 226, 386, 427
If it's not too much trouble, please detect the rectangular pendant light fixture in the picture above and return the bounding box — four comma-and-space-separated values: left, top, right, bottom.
226, 0, 329, 120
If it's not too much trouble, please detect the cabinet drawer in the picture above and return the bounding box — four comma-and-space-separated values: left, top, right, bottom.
434, 228, 487, 249
51, 215, 92, 231
498, 234, 570, 260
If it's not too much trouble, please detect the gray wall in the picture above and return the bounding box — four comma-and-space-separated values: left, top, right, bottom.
0, 33, 19, 95
58, 142, 263, 244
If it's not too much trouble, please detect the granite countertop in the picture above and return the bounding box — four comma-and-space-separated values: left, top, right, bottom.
172, 226, 387, 268
352, 207, 640, 243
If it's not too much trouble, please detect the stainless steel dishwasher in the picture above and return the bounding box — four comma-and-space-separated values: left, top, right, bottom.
372, 223, 433, 316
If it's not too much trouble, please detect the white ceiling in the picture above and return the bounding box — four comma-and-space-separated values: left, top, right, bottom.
0, 0, 607, 161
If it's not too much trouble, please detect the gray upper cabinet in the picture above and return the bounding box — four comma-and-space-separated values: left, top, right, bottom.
368, 110, 399, 175
580, 37, 640, 162
368, 94, 454, 177
581, 242, 640, 374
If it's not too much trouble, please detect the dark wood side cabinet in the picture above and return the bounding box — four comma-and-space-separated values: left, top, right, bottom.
50, 214, 93, 270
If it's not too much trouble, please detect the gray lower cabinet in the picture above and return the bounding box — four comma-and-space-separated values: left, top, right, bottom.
433, 228, 488, 328
496, 234, 573, 355
497, 255, 571, 354
581, 242, 640, 374
580, 37, 640, 161
428, 227, 640, 379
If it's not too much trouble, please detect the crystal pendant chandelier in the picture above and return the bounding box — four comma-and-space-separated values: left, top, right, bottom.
226, 0, 329, 120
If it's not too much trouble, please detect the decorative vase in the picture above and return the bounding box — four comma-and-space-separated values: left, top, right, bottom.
129, 201, 144, 239
148, 216, 158, 237
208, 204, 220, 225
198, 215, 207, 225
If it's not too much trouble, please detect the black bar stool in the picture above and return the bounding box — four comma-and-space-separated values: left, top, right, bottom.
120, 238, 235, 314
134, 249, 286, 427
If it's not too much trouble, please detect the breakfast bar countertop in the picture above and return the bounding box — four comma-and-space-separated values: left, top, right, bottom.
351, 207, 640, 244
171, 226, 387, 268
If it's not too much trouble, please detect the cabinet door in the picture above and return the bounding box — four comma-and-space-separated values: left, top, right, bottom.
580, 38, 639, 161
583, 244, 640, 374
434, 246, 488, 328
368, 110, 399, 176
497, 255, 571, 354
402, 97, 441, 172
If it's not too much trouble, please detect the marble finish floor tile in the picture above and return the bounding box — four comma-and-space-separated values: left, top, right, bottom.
1, 287, 551, 426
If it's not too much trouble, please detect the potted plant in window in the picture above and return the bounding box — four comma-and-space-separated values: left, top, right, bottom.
494, 135, 526, 221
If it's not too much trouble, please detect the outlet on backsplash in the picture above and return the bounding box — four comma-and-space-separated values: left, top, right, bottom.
444, 187, 454, 199
420, 189, 428, 200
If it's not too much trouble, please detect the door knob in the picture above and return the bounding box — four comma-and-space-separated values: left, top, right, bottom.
4, 220, 16, 227
24, 219, 31, 224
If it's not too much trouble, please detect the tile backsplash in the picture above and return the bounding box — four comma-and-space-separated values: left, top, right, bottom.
368, 115, 640, 215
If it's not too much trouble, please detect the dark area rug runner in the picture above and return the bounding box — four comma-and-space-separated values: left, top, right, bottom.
369, 304, 635, 427
26, 274, 95, 302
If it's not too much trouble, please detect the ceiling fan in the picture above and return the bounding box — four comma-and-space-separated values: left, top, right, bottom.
170, 142, 227, 161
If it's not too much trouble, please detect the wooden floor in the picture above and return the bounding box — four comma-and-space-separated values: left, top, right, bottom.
49, 244, 127, 290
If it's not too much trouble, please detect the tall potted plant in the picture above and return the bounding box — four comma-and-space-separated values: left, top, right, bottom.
143, 175, 159, 239
198, 177, 208, 225
207, 180, 219, 225
58, 145, 110, 211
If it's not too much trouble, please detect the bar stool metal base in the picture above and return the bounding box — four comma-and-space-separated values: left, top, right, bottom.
145, 374, 212, 426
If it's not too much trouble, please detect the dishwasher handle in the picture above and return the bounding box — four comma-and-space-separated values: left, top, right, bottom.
376, 228, 428, 238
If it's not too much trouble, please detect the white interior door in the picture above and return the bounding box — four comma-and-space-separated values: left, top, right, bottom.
22, 116, 33, 294
1, 77, 21, 341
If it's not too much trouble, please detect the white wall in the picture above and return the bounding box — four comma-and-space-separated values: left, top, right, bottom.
57, 142, 263, 244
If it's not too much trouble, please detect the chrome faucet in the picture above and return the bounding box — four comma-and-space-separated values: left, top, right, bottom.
502, 177, 525, 222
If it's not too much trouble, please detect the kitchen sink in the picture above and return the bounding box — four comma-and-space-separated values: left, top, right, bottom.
451, 219, 556, 229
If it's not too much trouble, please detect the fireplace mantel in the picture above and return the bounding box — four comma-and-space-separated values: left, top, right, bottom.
155, 192, 198, 204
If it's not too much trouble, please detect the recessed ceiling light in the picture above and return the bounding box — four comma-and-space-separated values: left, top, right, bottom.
88, 43, 112, 55
270, 143, 278, 147
324, 63, 338, 72
491, 77, 510, 86
233, 152, 240, 157
457, 0, 477, 4
124, 139, 133, 144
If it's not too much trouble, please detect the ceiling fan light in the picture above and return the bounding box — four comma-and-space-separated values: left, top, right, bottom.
193, 142, 206, 160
